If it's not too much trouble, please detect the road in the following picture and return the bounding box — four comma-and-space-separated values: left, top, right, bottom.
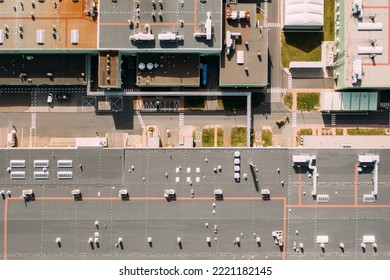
266, 0, 284, 91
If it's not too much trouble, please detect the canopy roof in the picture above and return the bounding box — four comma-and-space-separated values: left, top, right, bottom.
284, 0, 324, 29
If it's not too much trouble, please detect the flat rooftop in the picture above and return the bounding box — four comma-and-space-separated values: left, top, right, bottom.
98, 51, 120, 88
2, 148, 390, 260
136, 53, 199, 87
0, 54, 87, 85
0, 0, 97, 50
336, 0, 390, 89
220, 3, 268, 87
98, 0, 222, 52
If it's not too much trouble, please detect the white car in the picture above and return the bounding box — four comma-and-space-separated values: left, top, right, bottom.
234, 158, 240, 165
234, 151, 240, 158
234, 172, 240, 182
47, 93, 53, 104
234, 165, 240, 172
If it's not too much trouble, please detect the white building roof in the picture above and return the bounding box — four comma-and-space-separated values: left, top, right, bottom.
284, 0, 324, 29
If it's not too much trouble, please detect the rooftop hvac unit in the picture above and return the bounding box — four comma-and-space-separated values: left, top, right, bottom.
36, 29, 45, 45
57, 160, 73, 168
57, 171, 73, 179
10, 160, 26, 168
0, 30, 4, 44
316, 194, 329, 203
37, 29, 45, 45
33, 160, 49, 168
363, 194, 376, 203
10, 171, 26, 179
34, 171, 49, 179
71, 29, 79, 45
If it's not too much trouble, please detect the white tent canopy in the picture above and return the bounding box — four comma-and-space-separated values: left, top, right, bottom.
284, 0, 324, 29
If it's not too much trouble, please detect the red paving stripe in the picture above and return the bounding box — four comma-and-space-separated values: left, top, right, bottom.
100, 22, 194, 26
288, 204, 390, 208
8, 196, 286, 201
363, 6, 389, 8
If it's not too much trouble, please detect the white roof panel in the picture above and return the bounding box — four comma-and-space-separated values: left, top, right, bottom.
341, 92, 351, 110
284, 0, 324, 28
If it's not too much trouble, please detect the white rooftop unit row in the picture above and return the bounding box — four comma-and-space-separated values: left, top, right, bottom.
34, 160, 49, 168
129, 33, 155, 41
357, 22, 383, 31
316, 194, 329, 203
71, 29, 79, 45
292, 155, 315, 165
34, 171, 49, 179
362, 235, 375, 244
157, 32, 184, 41
57, 171, 73, 179
205, 12, 212, 40
57, 160, 72, 168
0, 30, 4, 44
10, 160, 26, 168
358, 46, 383, 55
284, 0, 324, 30
237, 51, 244, 65
36, 29, 45, 45
316, 235, 329, 244
321, 92, 378, 112
352, 58, 362, 84
359, 155, 380, 164
363, 194, 376, 203
10, 171, 25, 179
289, 61, 324, 68
194, 12, 213, 40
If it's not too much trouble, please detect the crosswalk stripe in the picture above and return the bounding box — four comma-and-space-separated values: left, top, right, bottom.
287, 74, 293, 89
136, 111, 145, 129
267, 87, 287, 94
267, 22, 281, 28
179, 112, 184, 128
264, 0, 268, 18
331, 114, 336, 126
292, 112, 297, 128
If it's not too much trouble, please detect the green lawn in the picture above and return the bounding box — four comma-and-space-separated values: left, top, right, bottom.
297, 92, 320, 111
324, 0, 335, 41
283, 92, 293, 110
217, 128, 224, 147
262, 129, 272, 147
202, 128, 214, 147
336, 129, 344, 135
347, 128, 386, 135
217, 92, 265, 111
184, 97, 205, 109
281, 0, 334, 67
231, 127, 247, 147
298, 128, 313, 137
281, 33, 322, 68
